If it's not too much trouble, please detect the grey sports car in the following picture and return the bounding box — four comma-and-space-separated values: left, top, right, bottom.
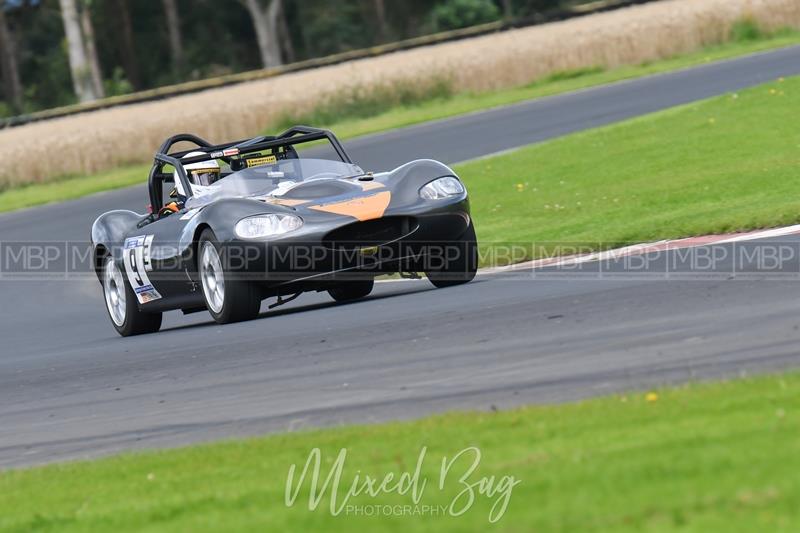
92, 126, 477, 336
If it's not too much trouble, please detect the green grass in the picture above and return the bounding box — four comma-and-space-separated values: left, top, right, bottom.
0, 166, 147, 212
2, 372, 800, 532
459, 74, 800, 264
2, 28, 800, 213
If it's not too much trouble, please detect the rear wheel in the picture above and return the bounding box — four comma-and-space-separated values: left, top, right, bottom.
198, 229, 262, 324
102, 255, 162, 337
425, 222, 478, 288
328, 279, 375, 302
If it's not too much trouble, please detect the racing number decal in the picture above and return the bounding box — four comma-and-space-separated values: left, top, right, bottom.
123, 235, 162, 304
129, 248, 143, 286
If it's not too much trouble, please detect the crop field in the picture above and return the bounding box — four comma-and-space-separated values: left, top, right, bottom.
0, 0, 798, 190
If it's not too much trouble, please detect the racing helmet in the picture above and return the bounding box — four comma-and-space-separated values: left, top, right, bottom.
174, 152, 221, 196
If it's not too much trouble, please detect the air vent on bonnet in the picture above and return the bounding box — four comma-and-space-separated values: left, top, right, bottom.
281, 180, 360, 200
323, 216, 419, 251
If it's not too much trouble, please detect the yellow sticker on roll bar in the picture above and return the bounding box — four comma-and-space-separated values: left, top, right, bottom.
246, 155, 278, 168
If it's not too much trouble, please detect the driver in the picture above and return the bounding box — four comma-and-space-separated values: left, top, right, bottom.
160, 152, 222, 215
174, 151, 221, 199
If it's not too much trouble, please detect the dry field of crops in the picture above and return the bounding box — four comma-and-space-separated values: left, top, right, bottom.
1, 0, 799, 189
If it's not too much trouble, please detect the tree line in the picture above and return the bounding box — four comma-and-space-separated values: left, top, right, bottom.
0, 0, 570, 117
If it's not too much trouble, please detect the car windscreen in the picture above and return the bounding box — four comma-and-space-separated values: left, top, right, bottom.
184, 159, 364, 207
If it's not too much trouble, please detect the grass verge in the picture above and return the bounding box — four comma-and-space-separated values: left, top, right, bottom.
1, 28, 799, 214
2, 372, 799, 532
460, 73, 800, 264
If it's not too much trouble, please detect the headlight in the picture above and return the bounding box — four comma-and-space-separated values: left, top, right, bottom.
419, 176, 465, 200
234, 214, 303, 239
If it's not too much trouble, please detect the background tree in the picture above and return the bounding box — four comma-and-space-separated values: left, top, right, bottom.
0, 1, 23, 113
511, 0, 564, 18
58, 0, 98, 102
431, 0, 501, 31
161, 0, 183, 80
277, 1, 295, 63
80, 0, 104, 98
112, 0, 141, 90
501, 0, 513, 19
242, 0, 283, 68
373, 0, 389, 42
1, 0, 572, 117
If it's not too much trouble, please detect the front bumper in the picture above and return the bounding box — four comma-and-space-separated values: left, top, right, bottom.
222, 198, 472, 285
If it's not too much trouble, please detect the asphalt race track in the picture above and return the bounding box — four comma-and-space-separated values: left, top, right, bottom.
2, 46, 800, 468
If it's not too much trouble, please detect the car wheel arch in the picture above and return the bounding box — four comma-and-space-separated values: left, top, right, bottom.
94, 245, 109, 282
191, 222, 213, 269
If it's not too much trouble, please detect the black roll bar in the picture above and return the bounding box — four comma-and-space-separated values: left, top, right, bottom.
147, 126, 352, 207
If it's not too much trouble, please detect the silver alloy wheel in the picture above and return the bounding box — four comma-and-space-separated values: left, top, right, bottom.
200, 241, 225, 314
103, 257, 127, 327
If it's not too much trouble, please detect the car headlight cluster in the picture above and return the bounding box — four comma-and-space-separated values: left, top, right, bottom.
234, 214, 303, 239
419, 176, 465, 200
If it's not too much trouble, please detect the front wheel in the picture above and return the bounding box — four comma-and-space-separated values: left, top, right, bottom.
425, 222, 478, 288
102, 255, 162, 337
198, 229, 262, 324
328, 279, 375, 302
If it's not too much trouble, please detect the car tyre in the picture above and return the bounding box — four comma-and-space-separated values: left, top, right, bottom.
425, 222, 478, 288
328, 279, 375, 302
102, 255, 162, 337
198, 229, 262, 324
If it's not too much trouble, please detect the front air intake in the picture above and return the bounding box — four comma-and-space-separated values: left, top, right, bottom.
323, 216, 419, 251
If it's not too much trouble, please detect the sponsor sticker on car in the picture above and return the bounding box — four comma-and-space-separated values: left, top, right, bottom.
246, 155, 278, 168
135, 285, 162, 304
123, 235, 162, 304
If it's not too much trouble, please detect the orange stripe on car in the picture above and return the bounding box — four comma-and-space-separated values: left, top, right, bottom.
267, 198, 308, 207
309, 191, 391, 221
359, 181, 385, 191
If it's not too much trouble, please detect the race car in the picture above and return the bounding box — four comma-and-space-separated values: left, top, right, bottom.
92, 126, 477, 336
